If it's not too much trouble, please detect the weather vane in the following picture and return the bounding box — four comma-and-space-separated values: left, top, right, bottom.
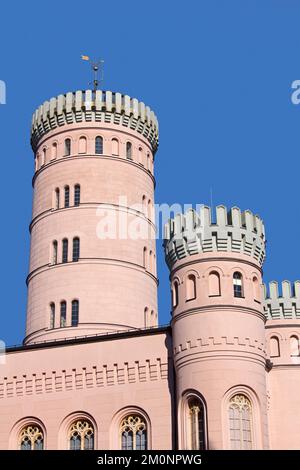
81, 55, 104, 92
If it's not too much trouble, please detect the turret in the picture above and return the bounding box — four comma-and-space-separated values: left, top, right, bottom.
25, 90, 159, 344
164, 204, 269, 450
264, 280, 300, 449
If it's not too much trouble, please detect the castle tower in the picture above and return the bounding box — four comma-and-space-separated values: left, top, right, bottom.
164, 205, 269, 450
264, 281, 300, 449
25, 90, 159, 344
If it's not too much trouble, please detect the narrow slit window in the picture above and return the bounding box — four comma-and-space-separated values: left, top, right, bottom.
60, 301, 67, 327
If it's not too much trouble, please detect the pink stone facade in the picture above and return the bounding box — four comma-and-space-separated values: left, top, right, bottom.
0, 89, 299, 450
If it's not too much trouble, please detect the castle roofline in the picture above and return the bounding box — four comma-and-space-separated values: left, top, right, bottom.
264, 280, 300, 320
163, 204, 266, 268
6, 325, 170, 354
30, 89, 159, 152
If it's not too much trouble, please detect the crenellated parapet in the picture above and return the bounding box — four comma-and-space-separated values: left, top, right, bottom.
163, 205, 266, 268
31, 89, 159, 152
264, 281, 300, 320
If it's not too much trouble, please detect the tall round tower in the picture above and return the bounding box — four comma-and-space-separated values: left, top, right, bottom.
264, 280, 300, 449
164, 205, 269, 450
25, 90, 159, 344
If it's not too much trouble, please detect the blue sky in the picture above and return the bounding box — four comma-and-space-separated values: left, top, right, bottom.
1, 0, 300, 345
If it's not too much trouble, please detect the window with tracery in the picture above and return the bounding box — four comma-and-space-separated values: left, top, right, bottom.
69, 420, 94, 450
188, 398, 206, 450
121, 415, 147, 450
19, 424, 44, 450
228, 394, 253, 450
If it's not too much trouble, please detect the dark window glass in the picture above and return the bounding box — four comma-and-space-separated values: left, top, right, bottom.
71, 300, 79, 327
95, 136, 103, 154
74, 185, 80, 206
62, 239, 68, 263
72, 237, 80, 262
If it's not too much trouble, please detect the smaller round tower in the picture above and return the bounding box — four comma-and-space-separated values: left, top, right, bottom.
164, 205, 269, 450
264, 280, 300, 450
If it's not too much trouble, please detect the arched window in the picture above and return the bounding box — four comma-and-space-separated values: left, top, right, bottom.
78, 136, 87, 154
253, 276, 260, 302
19, 424, 44, 450
186, 274, 196, 301
50, 303, 55, 329
60, 301, 66, 327
138, 147, 143, 165
147, 153, 150, 171
95, 136, 103, 155
42, 148, 46, 166
111, 138, 119, 155
71, 300, 79, 327
143, 247, 147, 269
208, 271, 221, 296
62, 239, 68, 263
52, 240, 58, 264
233, 272, 243, 298
55, 188, 60, 209
270, 336, 280, 357
51, 142, 57, 160
172, 281, 179, 308
64, 186, 70, 208
65, 138, 71, 156
121, 415, 147, 450
72, 237, 80, 262
187, 397, 206, 450
228, 394, 253, 450
142, 196, 147, 217
126, 142, 132, 160
148, 200, 152, 221
35, 154, 39, 171
290, 336, 300, 357
74, 184, 80, 206
69, 420, 94, 450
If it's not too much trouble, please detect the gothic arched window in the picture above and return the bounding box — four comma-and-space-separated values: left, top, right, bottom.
95, 136, 103, 155
121, 415, 147, 450
187, 397, 206, 450
19, 424, 44, 450
228, 394, 253, 450
69, 420, 94, 450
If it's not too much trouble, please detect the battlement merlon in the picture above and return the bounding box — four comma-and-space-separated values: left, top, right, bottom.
30, 89, 159, 152
163, 205, 266, 269
264, 280, 300, 320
